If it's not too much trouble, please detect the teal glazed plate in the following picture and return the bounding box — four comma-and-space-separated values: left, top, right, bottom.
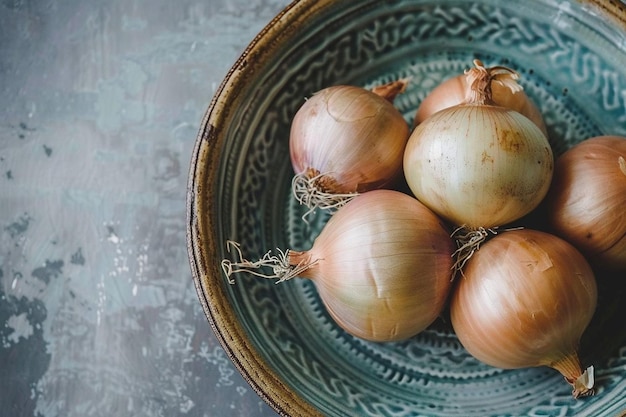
187, 1, 626, 416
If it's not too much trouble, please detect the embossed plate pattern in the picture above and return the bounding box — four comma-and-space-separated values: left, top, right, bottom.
187, 1, 626, 416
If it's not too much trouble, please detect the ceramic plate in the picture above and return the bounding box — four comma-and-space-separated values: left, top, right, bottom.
187, 1, 626, 415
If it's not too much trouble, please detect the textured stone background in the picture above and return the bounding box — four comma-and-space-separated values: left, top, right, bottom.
0, 0, 288, 415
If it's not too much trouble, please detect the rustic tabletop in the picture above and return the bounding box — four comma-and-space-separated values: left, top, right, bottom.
0, 1, 288, 415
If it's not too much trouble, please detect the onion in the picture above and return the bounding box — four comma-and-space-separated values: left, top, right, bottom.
403, 60, 553, 265
415, 60, 548, 136
450, 229, 597, 398
290, 83, 410, 218
545, 135, 626, 270
222, 190, 455, 342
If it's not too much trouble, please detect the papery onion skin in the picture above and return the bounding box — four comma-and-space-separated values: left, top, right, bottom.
403, 105, 553, 229
450, 229, 597, 396
289, 189, 455, 342
289, 85, 409, 194
415, 71, 548, 136
545, 135, 626, 270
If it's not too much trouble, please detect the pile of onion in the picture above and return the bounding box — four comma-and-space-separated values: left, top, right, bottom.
289, 81, 410, 219
403, 60, 554, 267
222, 190, 455, 342
544, 135, 626, 270
221, 60, 626, 400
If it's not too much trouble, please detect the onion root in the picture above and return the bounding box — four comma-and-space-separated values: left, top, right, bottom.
221, 240, 318, 283
291, 171, 359, 222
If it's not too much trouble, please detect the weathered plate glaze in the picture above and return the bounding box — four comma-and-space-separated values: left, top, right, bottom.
187, 1, 626, 416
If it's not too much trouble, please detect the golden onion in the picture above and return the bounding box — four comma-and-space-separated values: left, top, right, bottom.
223, 190, 455, 342
450, 229, 597, 398
545, 135, 626, 271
